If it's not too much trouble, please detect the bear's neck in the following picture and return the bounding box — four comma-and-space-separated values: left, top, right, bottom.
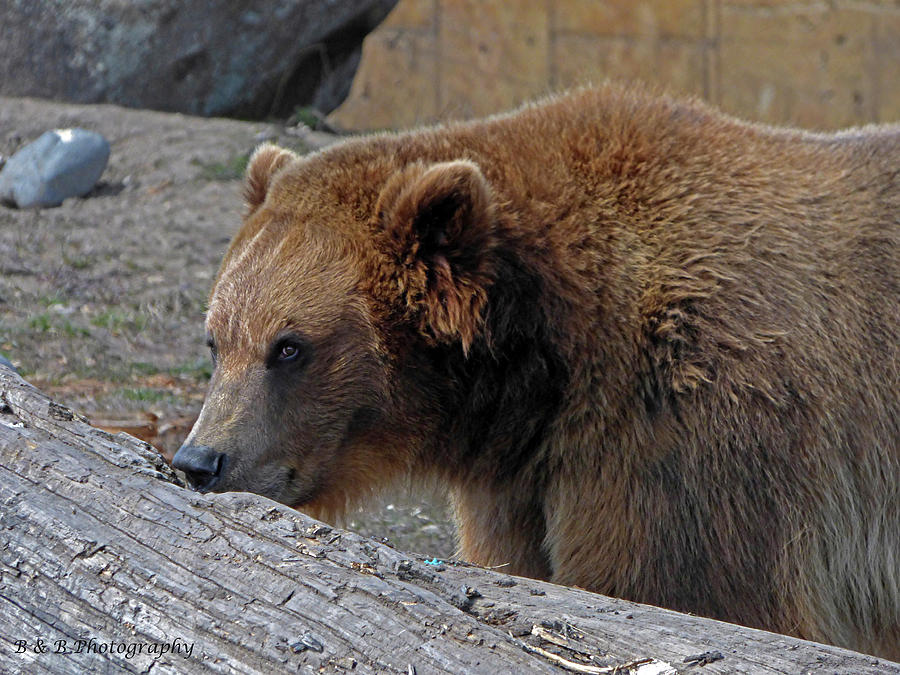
429, 246, 570, 485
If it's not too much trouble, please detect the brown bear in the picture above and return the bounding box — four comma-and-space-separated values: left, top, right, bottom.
173, 83, 899, 659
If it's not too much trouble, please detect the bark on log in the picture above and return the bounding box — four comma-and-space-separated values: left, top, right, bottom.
0, 364, 896, 674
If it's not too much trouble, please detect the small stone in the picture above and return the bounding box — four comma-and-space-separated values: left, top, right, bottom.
253, 128, 278, 144
0, 128, 110, 208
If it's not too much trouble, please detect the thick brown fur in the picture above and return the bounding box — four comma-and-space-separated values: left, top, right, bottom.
181, 84, 899, 658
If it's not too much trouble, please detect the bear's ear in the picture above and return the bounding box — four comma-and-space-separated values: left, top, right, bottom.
375, 160, 498, 352
244, 144, 297, 214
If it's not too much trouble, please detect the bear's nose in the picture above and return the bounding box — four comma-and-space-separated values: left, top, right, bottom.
172, 444, 227, 492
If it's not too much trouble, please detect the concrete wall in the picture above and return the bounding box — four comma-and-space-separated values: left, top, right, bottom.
331, 0, 900, 131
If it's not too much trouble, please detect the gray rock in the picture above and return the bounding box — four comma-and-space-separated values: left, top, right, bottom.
0, 0, 398, 118
0, 129, 110, 209
0, 356, 17, 373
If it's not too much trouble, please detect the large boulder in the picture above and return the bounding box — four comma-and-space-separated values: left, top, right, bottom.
0, 0, 397, 118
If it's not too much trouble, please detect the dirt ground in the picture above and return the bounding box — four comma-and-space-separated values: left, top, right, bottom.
0, 96, 456, 558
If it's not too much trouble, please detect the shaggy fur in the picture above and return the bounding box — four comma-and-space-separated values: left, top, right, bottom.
179, 84, 899, 658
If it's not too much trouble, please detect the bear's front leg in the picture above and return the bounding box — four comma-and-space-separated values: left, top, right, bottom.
451, 481, 552, 580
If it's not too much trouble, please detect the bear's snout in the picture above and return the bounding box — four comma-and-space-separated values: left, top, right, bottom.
172, 444, 228, 492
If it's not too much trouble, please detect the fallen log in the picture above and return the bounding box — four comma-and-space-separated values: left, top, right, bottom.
0, 364, 896, 674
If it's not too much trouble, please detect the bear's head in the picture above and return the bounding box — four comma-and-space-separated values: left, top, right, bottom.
172, 143, 501, 517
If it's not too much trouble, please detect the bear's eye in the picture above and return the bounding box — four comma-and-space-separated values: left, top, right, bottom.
206, 335, 218, 365
267, 334, 309, 369
279, 344, 299, 361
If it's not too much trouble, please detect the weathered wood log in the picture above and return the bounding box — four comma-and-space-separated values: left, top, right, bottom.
0, 364, 896, 674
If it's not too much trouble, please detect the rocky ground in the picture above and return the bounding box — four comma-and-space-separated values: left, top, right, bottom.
0, 96, 455, 558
